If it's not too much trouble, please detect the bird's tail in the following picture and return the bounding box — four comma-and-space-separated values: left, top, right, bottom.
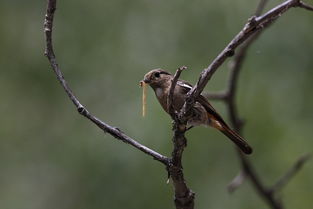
220, 126, 253, 154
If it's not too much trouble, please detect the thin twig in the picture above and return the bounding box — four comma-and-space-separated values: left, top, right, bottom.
270, 153, 311, 193
168, 66, 187, 120
44, 0, 169, 166
240, 152, 282, 208
299, 1, 313, 11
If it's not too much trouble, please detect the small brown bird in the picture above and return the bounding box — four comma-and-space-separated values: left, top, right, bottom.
141, 69, 252, 154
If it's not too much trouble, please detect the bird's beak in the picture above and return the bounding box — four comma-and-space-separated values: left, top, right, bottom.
142, 76, 150, 83
143, 78, 150, 83
140, 78, 150, 86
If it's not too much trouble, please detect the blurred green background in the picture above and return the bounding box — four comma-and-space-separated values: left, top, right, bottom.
0, 0, 312, 208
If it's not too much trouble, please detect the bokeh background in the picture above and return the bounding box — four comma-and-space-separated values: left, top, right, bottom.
0, 0, 313, 208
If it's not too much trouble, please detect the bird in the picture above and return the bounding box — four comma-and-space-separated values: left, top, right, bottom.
140, 68, 252, 154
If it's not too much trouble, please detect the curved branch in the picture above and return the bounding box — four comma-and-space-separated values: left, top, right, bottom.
44, 0, 169, 166
44, 1, 313, 209
203, 1, 312, 209
180, 0, 306, 119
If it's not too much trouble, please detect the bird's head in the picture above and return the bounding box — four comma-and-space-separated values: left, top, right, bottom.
140, 69, 172, 89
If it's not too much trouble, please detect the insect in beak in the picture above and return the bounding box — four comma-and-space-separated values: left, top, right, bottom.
139, 80, 148, 117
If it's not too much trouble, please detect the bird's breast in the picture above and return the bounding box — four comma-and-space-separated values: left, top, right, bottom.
155, 87, 163, 98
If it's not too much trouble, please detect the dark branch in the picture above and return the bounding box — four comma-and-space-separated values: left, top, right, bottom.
44, 0, 169, 166
180, 0, 306, 120
239, 152, 283, 209
168, 66, 187, 120
44, 2, 194, 208
169, 127, 195, 209
168, 66, 195, 209
201, 1, 312, 209
44, 0, 312, 209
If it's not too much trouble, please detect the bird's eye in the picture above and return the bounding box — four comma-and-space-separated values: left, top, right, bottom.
154, 72, 160, 78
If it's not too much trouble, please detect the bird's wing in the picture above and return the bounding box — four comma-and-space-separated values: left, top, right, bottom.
176, 80, 193, 94
176, 80, 252, 154
176, 80, 229, 127
196, 95, 229, 127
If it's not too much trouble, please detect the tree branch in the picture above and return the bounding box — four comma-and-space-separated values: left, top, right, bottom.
180, 0, 308, 120
44, 0, 169, 166
44, 0, 312, 209
168, 66, 187, 120
169, 127, 195, 209
299, 1, 313, 11
270, 153, 311, 193
167, 66, 195, 209
202, 1, 312, 209
44, 2, 194, 207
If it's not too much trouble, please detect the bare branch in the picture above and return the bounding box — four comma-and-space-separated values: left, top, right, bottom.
180, 0, 306, 119
44, 1, 194, 208
169, 126, 195, 209
270, 153, 311, 193
44, 0, 312, 209
204, 1, 313, 208
44, 0, 169, 166
299, 1, 313, 11
168, 66, 187, 120
166, 66, 195, 209
239, 152, 283, 209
